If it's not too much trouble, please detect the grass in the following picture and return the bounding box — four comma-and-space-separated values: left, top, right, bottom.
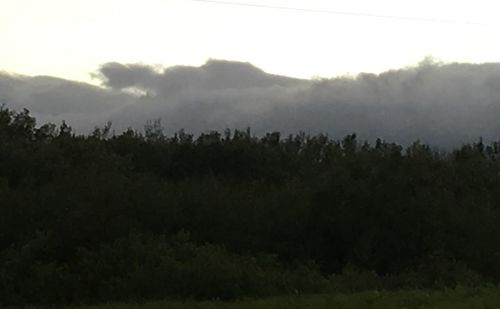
70, 287, 500, 309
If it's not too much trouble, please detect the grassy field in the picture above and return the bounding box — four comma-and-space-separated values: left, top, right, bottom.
71, 287, 500, 309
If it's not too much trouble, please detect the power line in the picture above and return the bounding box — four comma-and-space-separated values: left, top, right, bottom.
191, 0, 499, 27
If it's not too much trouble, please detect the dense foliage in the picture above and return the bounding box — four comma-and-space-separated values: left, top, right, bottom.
75, 287, 500, 309
1, 106, 500, 305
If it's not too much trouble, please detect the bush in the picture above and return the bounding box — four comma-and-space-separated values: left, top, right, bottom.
74, 232, 325, 303
328, 265, 384, 293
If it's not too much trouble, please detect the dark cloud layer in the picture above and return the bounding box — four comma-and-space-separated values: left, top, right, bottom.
0, 72, 133, 131
2, 59, 500, 146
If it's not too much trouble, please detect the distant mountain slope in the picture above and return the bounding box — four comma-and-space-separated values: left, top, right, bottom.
0, 72, 133, 130
2, 59, 500, 146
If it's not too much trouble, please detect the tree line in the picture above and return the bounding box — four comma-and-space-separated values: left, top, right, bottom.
1, 106, 500, 305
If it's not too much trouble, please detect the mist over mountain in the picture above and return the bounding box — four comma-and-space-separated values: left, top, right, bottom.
0, 72, 132, 131
2, 59, 500, 146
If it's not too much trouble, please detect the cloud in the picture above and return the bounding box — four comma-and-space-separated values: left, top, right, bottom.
0, 71, 133, 131
95, 59, 304, 96
92, 62, 159, 91
2, 58, 500, 147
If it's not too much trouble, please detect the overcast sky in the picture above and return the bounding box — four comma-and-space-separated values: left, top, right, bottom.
2, 1, 500, 146
2, 0, 500, 83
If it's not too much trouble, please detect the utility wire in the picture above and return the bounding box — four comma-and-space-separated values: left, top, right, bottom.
191, 0, 499, 27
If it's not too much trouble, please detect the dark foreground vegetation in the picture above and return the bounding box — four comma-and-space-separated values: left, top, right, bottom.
74, 287, 500, 309
1, 107, 500, 306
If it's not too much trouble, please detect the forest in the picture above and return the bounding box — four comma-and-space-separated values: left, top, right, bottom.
1, 106, 500, 306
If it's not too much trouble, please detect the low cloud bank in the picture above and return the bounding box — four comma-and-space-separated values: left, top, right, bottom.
0, 72, 133, 131
2, 59, 500, 146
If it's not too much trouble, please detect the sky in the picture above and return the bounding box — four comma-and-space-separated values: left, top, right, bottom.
2, 0, 500, 147
2, 0, 500, 83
